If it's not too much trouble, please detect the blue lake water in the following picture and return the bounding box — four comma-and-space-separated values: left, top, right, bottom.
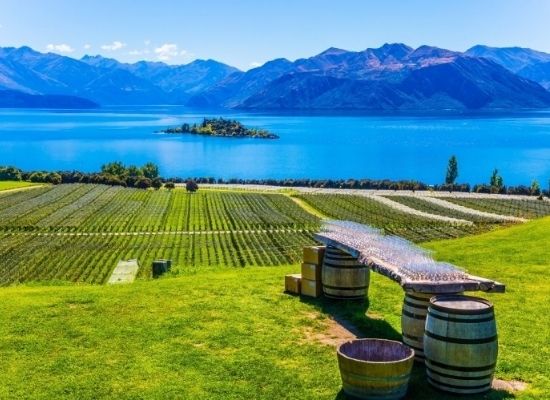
0, 106, 549, 185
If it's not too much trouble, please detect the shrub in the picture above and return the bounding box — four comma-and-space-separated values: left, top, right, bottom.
135, 177, 152, 189
125, 176, 138, 188
152, 178, 163, 190
29, 172, 47, 183
60, 171, 83, 184
46, 173, 62, 185
186, 180, 199, 193
104, 175, 127, 187
507, 185, 530, 195
473, 184, 492, 194
0, 166, 22, 181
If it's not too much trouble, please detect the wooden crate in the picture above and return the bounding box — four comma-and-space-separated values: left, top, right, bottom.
303, 245, 326, 265
301, 278, 322, 298
285, 274, 302, 294
301, 262, 321, 281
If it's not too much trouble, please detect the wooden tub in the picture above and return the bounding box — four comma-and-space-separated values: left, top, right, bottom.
337, 339, 414, 399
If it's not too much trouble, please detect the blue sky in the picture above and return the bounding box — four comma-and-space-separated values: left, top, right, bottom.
1, 0, 549, 70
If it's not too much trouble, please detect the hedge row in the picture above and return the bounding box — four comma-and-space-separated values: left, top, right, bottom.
0, 166, 547, 196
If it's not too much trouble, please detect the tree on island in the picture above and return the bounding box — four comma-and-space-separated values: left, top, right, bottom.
162, 117, 279, 139
445, 155, 458, 185
186, 180, 199, 193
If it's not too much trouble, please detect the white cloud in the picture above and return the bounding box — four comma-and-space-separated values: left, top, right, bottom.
128, 49, 150, 56
249, 61, 262, 68
46, 43, 75, 53
154, 43, 187, 61
101, 41, 126, 51
83, 44, 92, 50
144, 40, 151, 46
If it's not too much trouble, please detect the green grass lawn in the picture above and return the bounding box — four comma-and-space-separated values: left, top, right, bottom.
0, 267, 346, 400
0, 217, 548, 398
0, 181, 41, 191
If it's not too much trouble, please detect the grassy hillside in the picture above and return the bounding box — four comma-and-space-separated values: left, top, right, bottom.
0, 218, 548, 399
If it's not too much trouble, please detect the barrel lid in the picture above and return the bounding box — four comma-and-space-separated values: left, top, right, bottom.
430, 295, 494, 315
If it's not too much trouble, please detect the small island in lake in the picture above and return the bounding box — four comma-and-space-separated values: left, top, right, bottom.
162, 117, 279, 139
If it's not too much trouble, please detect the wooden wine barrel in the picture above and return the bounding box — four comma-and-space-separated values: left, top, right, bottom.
322, 246, 369, 300
401, 292, 433, 362
337, 339, 414, 400
424, 295, 498, 395
401, 291, 461, 362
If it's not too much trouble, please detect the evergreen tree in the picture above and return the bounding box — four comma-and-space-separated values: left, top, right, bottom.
445, 155, 458, 185
490, 169, 504, 191
530, 180, 541, 196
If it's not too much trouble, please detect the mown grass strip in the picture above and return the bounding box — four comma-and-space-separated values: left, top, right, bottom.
0, 181, 43, 191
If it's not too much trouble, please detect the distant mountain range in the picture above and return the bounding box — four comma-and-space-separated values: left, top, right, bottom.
465, 45, 550, 90
1, 44, 550, 110
0, 46, 237, 107
0, 89, 97, 108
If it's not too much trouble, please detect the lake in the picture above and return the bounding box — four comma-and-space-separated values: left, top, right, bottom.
1, 106, 549, 186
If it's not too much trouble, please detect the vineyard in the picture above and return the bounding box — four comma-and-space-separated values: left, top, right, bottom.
383, 195, 504, 222
2, 184, 548, 286
443, 197, 550, 219
0, 184, 319, 285
0, 184, 319, 232
295, 193, 504, 242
